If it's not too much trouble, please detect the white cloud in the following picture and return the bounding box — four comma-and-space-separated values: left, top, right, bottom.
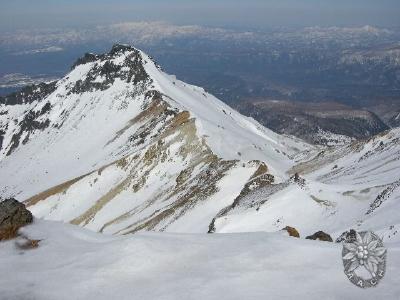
0, 22, 394, 50
14, 46, 64, 55
0, 22, 257, 48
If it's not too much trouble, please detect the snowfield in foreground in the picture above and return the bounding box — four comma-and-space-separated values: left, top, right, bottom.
1, 220, 399, 300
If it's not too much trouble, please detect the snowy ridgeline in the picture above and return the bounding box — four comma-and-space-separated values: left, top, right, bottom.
0, 219, 399, 300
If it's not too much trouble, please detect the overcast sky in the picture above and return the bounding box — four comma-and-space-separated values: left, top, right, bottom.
1, 0, 400, 31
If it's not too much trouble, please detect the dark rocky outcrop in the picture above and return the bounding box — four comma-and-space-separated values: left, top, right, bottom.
306, 231, 333, 242
6, 102, 51, 156
0, 129, 5, 151
208, 163, 275, 233
2, 44, 152, 157
0, 81, 57, 106
71, 44, 137, 70
109, 44, 135, 56
71, 53, 100, 69
231, 164, 274, 210
282, 226, 300, 238
366, 178, 400, 215
70, 45, 150, 94
290, 172, 306, 187
0, 198, 33, 240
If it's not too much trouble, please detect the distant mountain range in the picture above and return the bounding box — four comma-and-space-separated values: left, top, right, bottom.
238, 100, 389, 145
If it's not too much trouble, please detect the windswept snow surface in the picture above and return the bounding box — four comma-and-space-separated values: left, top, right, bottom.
1, 220, 399, 300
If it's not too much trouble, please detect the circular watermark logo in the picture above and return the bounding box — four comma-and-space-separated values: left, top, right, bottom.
342, 230, 387, 288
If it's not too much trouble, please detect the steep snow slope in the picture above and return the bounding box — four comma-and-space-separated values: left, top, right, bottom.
212, 128, 400, 242
0, 45, 309, 233
1, 219, 399, 300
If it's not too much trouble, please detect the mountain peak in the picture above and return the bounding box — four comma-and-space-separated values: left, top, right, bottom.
0, 45, 310, 234
69, 44, 150, 94
109, 43, 136, 55
71, 44, 141, 70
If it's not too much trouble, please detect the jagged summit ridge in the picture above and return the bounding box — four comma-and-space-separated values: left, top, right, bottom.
71, 44, 139, 69
69, 45, 151, 94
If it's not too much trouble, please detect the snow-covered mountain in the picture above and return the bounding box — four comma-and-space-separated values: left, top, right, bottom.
0, 44, 309, 234
1, 44, 399, 243
212, 128, 400, 242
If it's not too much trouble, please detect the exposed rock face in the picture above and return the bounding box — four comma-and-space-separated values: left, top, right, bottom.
290, 172, 306, 187
306, 231, 333, 242
0, 81, 57, 106
231, 163, 275, 209
282, 226, 300, 238
5, 102, 52, 156
208, 163, 275, 233
366, 178, 400, 215
71, 45, 138, 70
70, 46, 149, 94
0, 44, 150, 158
0, 198, 33, 240
71, 53, 100, 69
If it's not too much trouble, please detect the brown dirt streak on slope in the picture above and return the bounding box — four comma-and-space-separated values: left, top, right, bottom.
105, 98, 170, 146
249, 161, 269, 179
100, 117, 212, 233
120, 159, 237, 234
70, 176, 131, 226
24, 173, 89, 207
